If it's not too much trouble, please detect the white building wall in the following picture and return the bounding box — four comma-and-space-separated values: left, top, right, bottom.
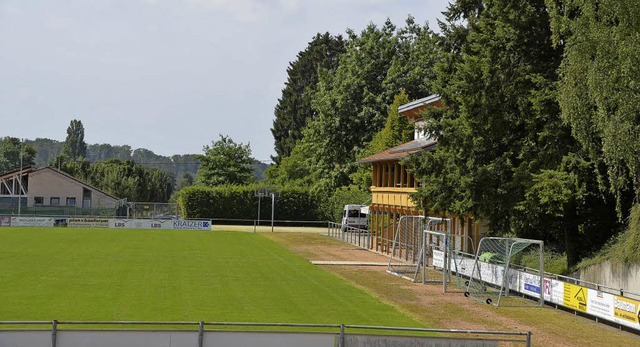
27, 168, 118, 209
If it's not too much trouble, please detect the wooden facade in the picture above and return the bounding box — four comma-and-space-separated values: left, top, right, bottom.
360, 95, 482, 254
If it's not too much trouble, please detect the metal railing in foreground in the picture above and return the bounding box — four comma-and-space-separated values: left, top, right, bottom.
0, 320, 532, 347
327, 221, 371, 249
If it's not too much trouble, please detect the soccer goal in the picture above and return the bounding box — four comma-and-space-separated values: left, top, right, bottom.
386, 216, 456, 288
386, 215, 425, 282
422, 230, 476, 292
464, 237, 544, 307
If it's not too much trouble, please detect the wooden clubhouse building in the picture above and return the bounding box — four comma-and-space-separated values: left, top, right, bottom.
358, 95, 483, 254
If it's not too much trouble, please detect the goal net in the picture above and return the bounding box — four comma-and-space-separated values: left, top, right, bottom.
386, 215, 425, 282
464, 237, 544, 307
386, 216, 454, 286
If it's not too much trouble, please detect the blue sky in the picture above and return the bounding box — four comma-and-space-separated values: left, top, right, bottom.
0, 0, 450, 162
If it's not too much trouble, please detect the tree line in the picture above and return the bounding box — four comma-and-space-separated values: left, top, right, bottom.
267, 0, 640, 268
1, 121, 264, 204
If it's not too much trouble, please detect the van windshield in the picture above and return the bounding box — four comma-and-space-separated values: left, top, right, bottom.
348, 210, 363, 218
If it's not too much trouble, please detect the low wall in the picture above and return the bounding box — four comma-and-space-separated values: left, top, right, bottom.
578, 261, 640, 293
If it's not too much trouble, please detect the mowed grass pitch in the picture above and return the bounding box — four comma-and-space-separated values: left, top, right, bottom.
0, 228, 420, 327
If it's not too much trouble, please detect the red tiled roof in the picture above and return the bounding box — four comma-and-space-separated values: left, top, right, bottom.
357, 138, 437, 164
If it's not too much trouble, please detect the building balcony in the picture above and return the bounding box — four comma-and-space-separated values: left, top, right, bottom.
370, 186, 418, 208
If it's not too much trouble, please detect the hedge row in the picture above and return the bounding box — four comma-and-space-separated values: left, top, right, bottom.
177, 185, 327, 221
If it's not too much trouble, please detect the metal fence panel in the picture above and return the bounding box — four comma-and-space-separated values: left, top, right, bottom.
344, 334, 499, 347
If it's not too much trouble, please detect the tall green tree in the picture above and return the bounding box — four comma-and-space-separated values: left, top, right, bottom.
383, 16, 438, 101
409, 0, 568, 232
85, 159, 174, 202
271, 32, 345, 164
197, 134, 255, 186
0, 137, 36, 173
87, 143, 133, 162
61, 119, 87, 160
351, 91, 413, 190
304, 20, 399, 192
548, 0, 640, 212
29, 138, 63, 167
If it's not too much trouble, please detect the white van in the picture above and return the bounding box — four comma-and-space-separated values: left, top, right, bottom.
341, 204, 369, 231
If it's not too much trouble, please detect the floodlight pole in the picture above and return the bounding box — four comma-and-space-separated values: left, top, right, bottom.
254, 195, 262, 233
18, 139, 23, 216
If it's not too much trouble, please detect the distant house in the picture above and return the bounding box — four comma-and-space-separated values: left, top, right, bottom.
0, 166, 121, 212
358, 95, 485, 253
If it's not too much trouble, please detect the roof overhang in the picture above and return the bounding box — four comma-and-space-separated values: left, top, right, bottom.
357, 138, 437, 164
398, 94, 442, 120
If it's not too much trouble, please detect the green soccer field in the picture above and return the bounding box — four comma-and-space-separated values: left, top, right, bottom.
0, 228, 421, 327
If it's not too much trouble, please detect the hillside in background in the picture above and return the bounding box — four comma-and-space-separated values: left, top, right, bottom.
26, 138, 268, 183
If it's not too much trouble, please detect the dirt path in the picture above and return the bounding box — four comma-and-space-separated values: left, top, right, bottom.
263, 232, 640, 347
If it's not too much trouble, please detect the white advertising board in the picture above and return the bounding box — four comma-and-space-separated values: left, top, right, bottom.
68, 218, 109, 228
543, 278, 564, 305
433, 250, 444, 268
521, 272, 542, 298
109, 219, 173, 230
171, 219, 211, 230
107, 219, 212, 230
587, 289, 614, 321
0, 216, 11, 226
450, 256, 640, 331
11, 217, 54, 227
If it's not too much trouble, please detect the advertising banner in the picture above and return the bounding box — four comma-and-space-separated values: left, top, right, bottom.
613, 295, 640, 329
54, 218, 69, 227
171, 219, 211, 230
109, 219, 173, 230
432, 250, 444, 268
0, 216, 11, 226
11, 217, 54, 227
587, 289, 614, 321
543, 278, 564, 306
68, 218, 109, 228
563, 283, 588, 313
521, 272, 542, 297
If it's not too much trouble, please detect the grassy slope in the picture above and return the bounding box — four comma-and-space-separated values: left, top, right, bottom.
579, 204, 640, 269
0, 228, 418, 327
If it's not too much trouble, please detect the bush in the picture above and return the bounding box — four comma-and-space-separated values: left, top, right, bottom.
516, 250, 568, 275
177, 185, 327, 221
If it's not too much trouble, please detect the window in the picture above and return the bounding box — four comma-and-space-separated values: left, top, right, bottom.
50, 197, 60, 206
34, 197, 44, 205
66, 197, 76, 207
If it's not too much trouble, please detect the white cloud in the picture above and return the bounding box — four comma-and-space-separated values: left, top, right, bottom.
185, 0, 267, 22
0, 2, 21, 16
44, 15, 74, 30
278, 0, 300, 12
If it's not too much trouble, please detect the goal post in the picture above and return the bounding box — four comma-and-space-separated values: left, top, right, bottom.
387, 216, 469, 293
464, 237, 544, 307
386, 215, 425, 282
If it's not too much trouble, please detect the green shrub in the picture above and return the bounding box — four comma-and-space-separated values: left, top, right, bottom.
515, 250, 568, 275
177, 185, 327, 221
